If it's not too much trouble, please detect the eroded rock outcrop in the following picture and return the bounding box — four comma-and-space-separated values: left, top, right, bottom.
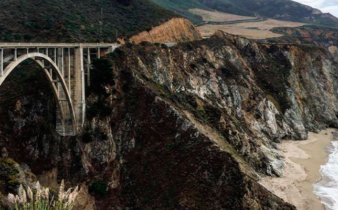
81, 32, 338, 208
102, 32, 338, 179
82, 49, 294, 209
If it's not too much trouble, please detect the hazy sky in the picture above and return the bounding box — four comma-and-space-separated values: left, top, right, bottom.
292, 0, 338, 17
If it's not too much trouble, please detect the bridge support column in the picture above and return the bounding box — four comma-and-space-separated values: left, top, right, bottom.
14, 48, 17, 61
67, 48, 71, 94
74, 46, 85, 131
0, 49, 3, 76
54, 48, 57, 63
87, 48, 91, 86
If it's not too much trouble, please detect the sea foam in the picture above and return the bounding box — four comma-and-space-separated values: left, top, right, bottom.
314, 141, 338, 210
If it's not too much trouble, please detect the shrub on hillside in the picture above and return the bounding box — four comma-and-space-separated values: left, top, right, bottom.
89, 58, 114, 96
89, 180, 108, 199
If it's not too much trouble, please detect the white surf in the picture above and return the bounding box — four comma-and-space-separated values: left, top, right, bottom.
314, 141, 338, 210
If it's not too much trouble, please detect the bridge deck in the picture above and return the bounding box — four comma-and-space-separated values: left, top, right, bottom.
0, 43, 120, 49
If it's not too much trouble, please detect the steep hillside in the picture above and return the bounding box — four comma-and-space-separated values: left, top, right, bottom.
0, 0, 178, 42
2, 32, 338, 209
151, 0, 338, 27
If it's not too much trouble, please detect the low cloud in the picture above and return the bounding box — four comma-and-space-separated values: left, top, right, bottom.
293, 0, 338, 17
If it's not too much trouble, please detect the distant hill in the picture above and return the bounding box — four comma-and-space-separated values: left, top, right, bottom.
150, 0, 338, 27
0, 0, 178, 43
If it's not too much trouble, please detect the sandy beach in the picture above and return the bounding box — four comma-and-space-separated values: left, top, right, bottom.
260, 129, 336, 210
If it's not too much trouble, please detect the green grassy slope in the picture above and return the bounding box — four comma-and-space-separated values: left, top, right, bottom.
0, 0, 178, 43
226, 0, 338, 26
197, 0, 254, 16
150, 0, 207, 23
150, 0, 338, 27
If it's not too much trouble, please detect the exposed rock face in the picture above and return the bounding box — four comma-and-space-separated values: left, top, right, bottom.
329, 45, 338, 58
269, 26, 338, 61
2, 32, 338, 209
82, 44, 294, 209
81, 32, 338, 208
125, 18, 202, 44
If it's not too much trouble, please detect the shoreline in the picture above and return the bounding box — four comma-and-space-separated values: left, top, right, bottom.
259, 129, 336, 210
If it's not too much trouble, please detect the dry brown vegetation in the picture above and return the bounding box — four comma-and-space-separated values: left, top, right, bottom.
198, 19, 306, 39
189, 8, 256, 22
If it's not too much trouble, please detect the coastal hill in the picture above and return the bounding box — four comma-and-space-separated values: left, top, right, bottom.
0, 0, 178, 42
3, 30, 338, 210
1, 0, 338, 210
151, 0, 338, 27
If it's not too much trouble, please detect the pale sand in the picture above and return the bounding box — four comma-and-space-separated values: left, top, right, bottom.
198, 19, 305, 39
260, 129, 336, 210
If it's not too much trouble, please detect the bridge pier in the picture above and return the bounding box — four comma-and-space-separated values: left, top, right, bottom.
0, 43, 120, 136
74, 46, 85, 129
0, 49, 3, 76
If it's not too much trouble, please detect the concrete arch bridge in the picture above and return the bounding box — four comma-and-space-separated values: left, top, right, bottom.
0, 43, 119, 136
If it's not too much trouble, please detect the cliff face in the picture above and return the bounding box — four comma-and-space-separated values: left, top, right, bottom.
269, 26, 338, 61
105, 32, 338, 177
1, 32, 338, 209
80, 32, 338, 209
125, 18, 202, 44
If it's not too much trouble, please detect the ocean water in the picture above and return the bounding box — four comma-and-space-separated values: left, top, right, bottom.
314, 141, 338, 210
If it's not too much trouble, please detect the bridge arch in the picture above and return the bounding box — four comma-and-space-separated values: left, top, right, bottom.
0, 52, 77, 135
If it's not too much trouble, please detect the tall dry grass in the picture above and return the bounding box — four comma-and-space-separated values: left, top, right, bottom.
5, 180, 79, 210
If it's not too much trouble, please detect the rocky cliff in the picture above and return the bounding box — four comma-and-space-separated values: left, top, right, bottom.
105, 31, 338, 177
123, 18, 202, 44
1, 31, 338, 209
269, 25, 338, 61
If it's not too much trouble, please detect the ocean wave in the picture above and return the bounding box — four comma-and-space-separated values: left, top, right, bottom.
314, 141, 338, 210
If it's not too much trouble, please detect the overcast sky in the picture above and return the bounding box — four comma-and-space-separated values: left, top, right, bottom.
293, 0, 338, 17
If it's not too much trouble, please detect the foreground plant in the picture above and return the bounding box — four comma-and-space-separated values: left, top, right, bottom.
6, 180, 79, 210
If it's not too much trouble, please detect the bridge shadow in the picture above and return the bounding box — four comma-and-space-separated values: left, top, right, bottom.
0, 60, 83, 178
0, 60, 57, 140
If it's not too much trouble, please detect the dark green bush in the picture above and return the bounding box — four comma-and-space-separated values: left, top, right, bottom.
14, 34, 22, 40
0, 158, 20, 193
82, 128, 94, 143
4, 35, 12, 42
86, 101, 111, 120
89, 58, 114, 96
24, 34, 32, 40
89, 180, 108, 198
